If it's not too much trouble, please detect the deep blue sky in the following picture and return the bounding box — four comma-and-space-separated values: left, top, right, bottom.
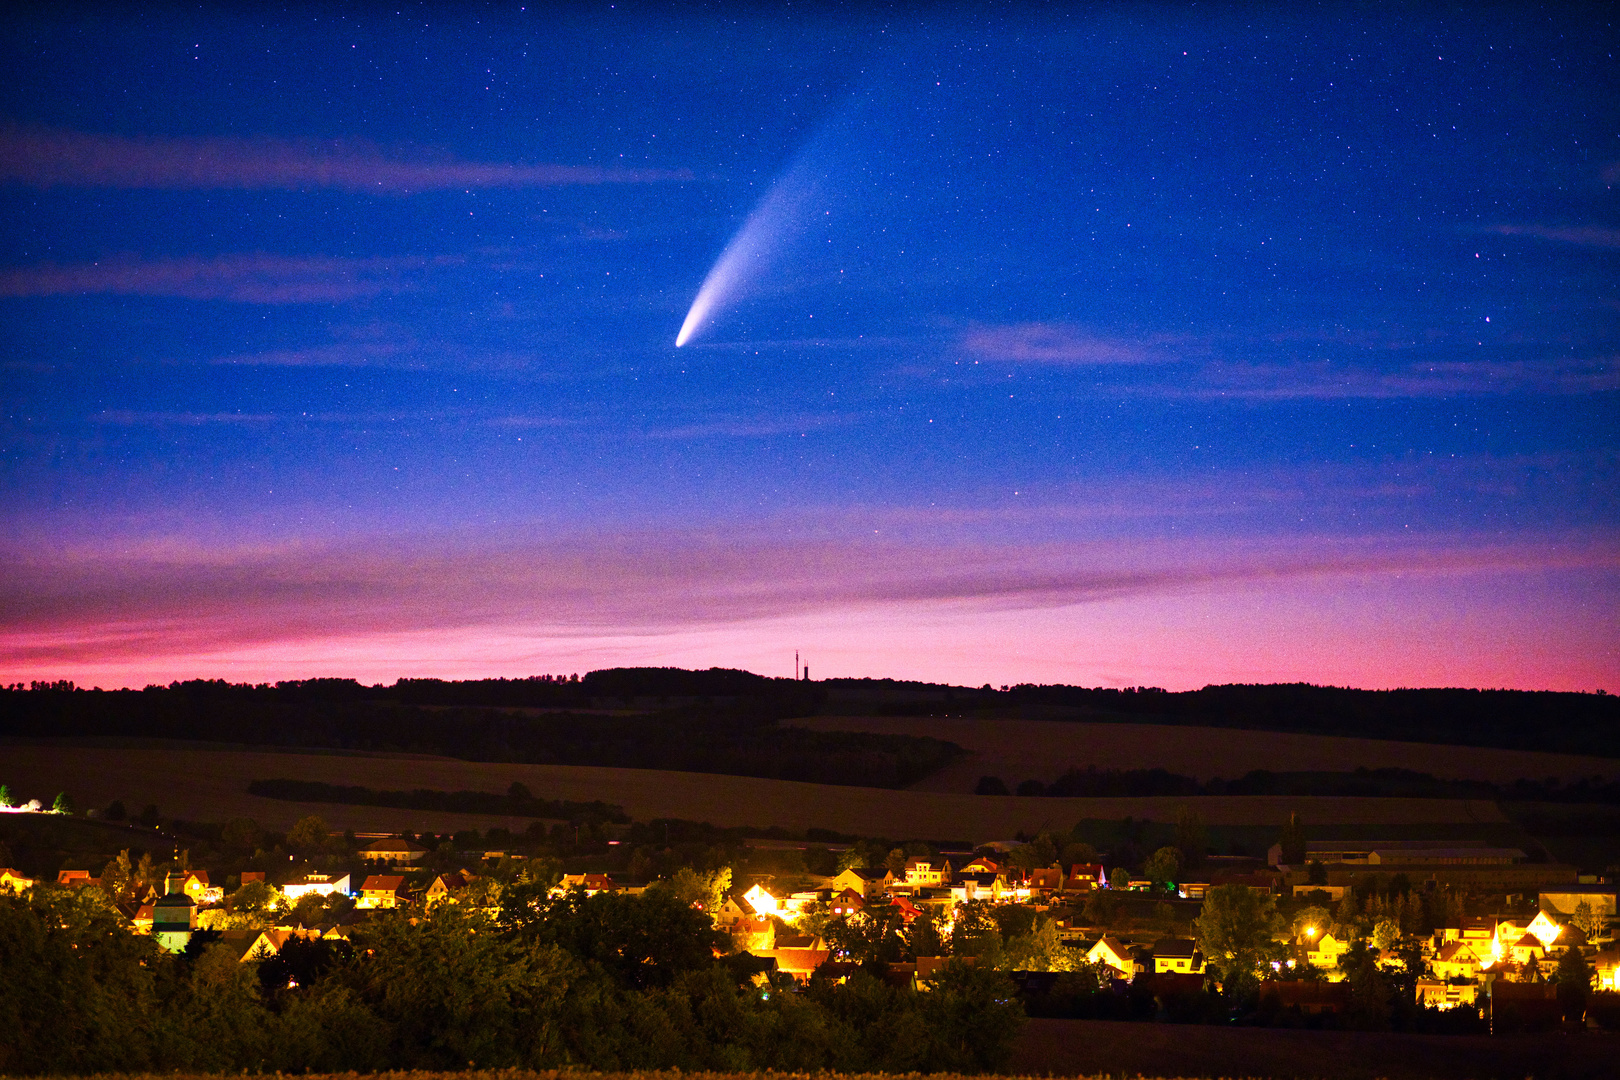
2, 4, 1615, 689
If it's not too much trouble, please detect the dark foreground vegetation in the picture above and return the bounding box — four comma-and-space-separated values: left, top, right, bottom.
0, 884, 1023, 1075
6, 669, 1617, 766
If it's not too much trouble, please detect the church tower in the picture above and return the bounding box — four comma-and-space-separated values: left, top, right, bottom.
151, 868, 196, 953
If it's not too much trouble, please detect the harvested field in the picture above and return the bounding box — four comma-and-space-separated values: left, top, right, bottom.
0, 741, 1503, 840
790, 715, 1620, 793
1010, 1017, 1617, 1080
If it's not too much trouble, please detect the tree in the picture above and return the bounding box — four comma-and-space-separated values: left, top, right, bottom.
1143, 846, 1182, 887
1107, 867, 1129, 890
104, 800, 126, 822
1174, 805, 1207, 869
51, 792, 72, 815
286, 815, 330, 853
1372, 918, 1402, 955
975, 776, 1009, 795
1555, 945, 1593, 1024
1572, 900, 1605, 942
511, 886, 723, 989
1195, 884, 1286, 994
221, 818, 263, 850
1278, 811, 1306, 866
659, 866, 730, 913
347, 903, 575, 1067
0, 783, 10, 807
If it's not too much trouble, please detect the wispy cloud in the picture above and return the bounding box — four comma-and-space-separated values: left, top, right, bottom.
1485, 223, 1620, 250
4, 527, 1613, 670
1167, 357, 1620, 400
960, 323, 1167, 364
0, 123, 692, 193
647, 414, 849, 439
0, 253, 461, 303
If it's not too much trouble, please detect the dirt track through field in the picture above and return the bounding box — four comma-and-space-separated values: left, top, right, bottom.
789, 715, 1619, 793
1, 741, 1504, 840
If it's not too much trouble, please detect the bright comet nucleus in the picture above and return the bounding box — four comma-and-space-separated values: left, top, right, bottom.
675, 151, 826, 347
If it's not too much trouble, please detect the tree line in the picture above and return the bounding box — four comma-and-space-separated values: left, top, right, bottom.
0, 881, 1023, 1075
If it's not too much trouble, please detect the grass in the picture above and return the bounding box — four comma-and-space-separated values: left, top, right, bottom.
3, 741, 1503, 841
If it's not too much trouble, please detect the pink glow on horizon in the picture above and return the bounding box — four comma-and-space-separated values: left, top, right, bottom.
6, 563, 1615, 693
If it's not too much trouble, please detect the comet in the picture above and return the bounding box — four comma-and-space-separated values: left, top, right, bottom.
675, 160, 822, 347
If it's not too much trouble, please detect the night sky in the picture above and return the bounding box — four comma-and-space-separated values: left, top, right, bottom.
3, 4, 1616, 691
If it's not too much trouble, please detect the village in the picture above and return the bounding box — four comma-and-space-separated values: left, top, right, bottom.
3, 799, 1616, 1034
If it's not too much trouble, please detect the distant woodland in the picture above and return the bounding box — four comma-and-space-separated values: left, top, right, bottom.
3, 670, 1616, 785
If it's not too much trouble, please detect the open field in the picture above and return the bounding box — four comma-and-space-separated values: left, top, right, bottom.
1010, 1017, 1617, 1080
1, 741, 1503, 840
791, 715, 1620, 793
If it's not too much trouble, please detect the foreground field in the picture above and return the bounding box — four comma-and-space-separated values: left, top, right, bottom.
1010, 1018, 1617, 1080
792, 715, 1620, 793
1, 740, 1503, 839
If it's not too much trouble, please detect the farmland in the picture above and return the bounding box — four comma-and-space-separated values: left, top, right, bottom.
790, 715, 1620, 793
1, 740, 1504, 840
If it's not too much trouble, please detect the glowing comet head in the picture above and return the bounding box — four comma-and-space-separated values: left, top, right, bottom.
674, 156, 823, 347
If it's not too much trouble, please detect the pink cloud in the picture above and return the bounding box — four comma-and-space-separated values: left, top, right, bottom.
1485, 223, 1620, 250
0, 123, 691, 193
960, 323, 1163, 364
1148, 357, 1620, 400
2, 528, 1615, 690
0, 253, 460, 303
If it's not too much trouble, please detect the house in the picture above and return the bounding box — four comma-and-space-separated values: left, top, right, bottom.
424, 871, 476, 907
130, 902, 154, 933
950, 871, 1001, 904
829, 887, 865, 917
283, 873, 351, 901
0, 868, 35, 894
743, 882, 781, 915
1525, 910, 1565, 949
242, 926, 322, 962
181, 870, 224, 905
902, 856, 953, 889
889, 895, 922, 925
1305, 931, 1352, 970
730, 914, 775, 951
1507, 932, 1548, 967
1087, 936, 1137, 979
957, 856, 1001, 875
1064, 862, 1106, 892
357, 874, 410, 909
359, 836, 429, 864
1430, 940, 1483, 980
1417, 978, 1479, 1009
1151, 938, 1204, 974
553, 873, 626, 897
240, 871, 266, 885
1027, 866, 1064, 896
748, 947, 831, 982
57, 869, 98, 888
829, 867, 893, 897
1592, 948, 1620, 991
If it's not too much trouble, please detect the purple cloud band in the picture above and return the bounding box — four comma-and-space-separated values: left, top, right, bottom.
0, 123, 691, 193
0, 253, 460, 303
4, 528, 1613, 666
